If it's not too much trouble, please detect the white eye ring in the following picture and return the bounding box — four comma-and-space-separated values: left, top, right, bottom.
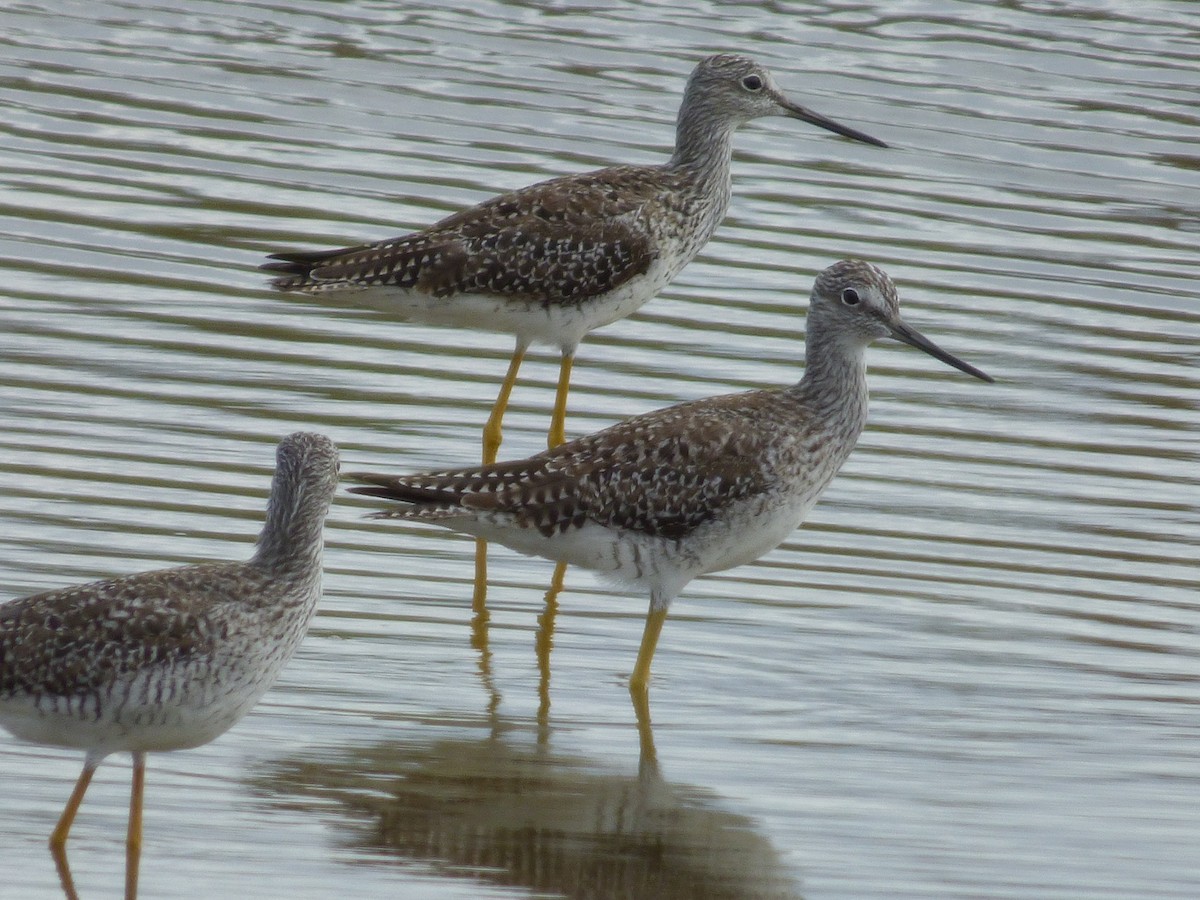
841, 288, 861, 306
741, 74, 763, 92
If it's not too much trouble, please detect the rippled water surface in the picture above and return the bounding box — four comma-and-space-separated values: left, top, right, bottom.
1, 2, 1198, 898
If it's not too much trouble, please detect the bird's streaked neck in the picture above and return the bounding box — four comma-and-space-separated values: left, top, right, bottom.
795, 312, 872, 422
669, 98, 739, 180
252, 479, 325, 575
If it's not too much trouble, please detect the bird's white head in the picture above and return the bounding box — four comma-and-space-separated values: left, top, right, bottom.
810, 259, 992, 382
683, 54, 887, 147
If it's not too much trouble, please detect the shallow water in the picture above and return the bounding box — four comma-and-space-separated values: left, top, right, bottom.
1, 1, 1198, 898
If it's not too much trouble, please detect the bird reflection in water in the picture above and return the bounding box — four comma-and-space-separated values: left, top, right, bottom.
255, 721, 802, 900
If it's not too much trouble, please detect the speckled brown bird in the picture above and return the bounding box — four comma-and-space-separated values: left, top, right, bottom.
350, 261, 991, 699
264, 54, 886, 464
0, 432, 339, 900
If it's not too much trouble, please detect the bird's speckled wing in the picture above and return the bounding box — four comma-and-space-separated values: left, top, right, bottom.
0, 564, 251, 699
264, 166, 666, 304
352, 390, 806, 539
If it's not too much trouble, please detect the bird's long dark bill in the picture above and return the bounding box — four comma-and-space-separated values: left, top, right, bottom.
889, 320, 994, 383
781, 98, 888, 148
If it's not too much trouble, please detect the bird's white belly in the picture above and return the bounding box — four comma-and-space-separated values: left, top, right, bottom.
693, 492, 818, 575
455, 517, 634, 573
0, 647, 293, 755
448, 489, 817, 606
349, 256, 678, 351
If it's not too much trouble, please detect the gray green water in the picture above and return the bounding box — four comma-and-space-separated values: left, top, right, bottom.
1, 2, 1197, 898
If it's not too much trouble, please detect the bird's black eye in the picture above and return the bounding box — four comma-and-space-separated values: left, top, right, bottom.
741, 74, 763, 92
841, 288, 861, 306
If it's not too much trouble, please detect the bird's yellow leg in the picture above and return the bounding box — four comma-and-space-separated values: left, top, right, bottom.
630, 603, 668, 701
472, 539, 490, 620
52, 843, 80, 900
125, 752, 145, 900
542, 353, 573, 655
476, 345, 526, 618
547, 351, 574, 450
545, 562, 567, 612
50, 758, 98, 850
536, 562, 569, 713
535, 562, 567, 733
631, 685, 658, 767
483, 344, 526, 466
50, 758, 97, 900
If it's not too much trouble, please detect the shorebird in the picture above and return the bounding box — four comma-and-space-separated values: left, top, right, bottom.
0, 432, 339, 900
264, 54, 886, 464
350, 261, 991, 699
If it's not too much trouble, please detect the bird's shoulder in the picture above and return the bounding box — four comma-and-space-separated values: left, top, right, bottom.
0, 563, 255, 695
431, 163, 671, 236
303, 166, 667, 301
486, 390, 794, 537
